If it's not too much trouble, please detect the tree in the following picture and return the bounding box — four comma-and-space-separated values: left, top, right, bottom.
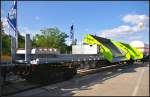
0, 22, 25, 55
32, 27, 69, 53
0, 21, 4, 57
1, 22, 11, 55
18, 33, 25, 48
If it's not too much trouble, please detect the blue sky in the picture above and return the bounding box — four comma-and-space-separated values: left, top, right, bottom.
1, 1, 149, 45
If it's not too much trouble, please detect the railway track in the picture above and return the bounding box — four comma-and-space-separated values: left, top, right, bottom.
1, 62, 143, 96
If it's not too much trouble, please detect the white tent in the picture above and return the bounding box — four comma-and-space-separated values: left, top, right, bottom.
130, 41, 149, 55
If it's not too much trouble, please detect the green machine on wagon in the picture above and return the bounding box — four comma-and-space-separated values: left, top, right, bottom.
83, 34, 131, 63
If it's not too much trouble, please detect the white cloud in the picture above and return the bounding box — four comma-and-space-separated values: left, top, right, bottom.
123, 14, 149, 25
99, 14, 149, 39
100, 25, 132, 37
18, 27, 30, 36
1, 17, 38, 38
65, 38, 72, 46
18, 26, 40, 39
1, 16, 40, 38
35, 16, 40, 21
100, 24, 143, 38
1, 17, 10, 35
65, 38, 83, 46
1, 17, 9, 28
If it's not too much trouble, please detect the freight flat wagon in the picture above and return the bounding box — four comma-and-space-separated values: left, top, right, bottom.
1, 34, 147, 84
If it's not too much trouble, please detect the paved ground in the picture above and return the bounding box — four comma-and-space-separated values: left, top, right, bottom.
12, 62, 149, 96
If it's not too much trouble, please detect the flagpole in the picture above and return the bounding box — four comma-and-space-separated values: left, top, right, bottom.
0, 25, 3, 62
9, 27, 13, 64
0, 26, 2, 93
16, 0, 18, 49
70, 24, 74, 46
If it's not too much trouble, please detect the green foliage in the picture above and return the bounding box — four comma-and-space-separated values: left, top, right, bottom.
18, 33, 25, 48
1, 22, 11, 55
1, 22, 70, 54
32, 27, 69, 53
2, 34, 11, 55
0, 22, 25, 55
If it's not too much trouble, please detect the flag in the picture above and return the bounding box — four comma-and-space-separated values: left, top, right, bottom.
7, 1, 17, 36
70, 24, 74, 39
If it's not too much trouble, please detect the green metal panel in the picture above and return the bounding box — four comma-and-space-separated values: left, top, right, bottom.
111, 41, 131, 60
118, 42, 143, 60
